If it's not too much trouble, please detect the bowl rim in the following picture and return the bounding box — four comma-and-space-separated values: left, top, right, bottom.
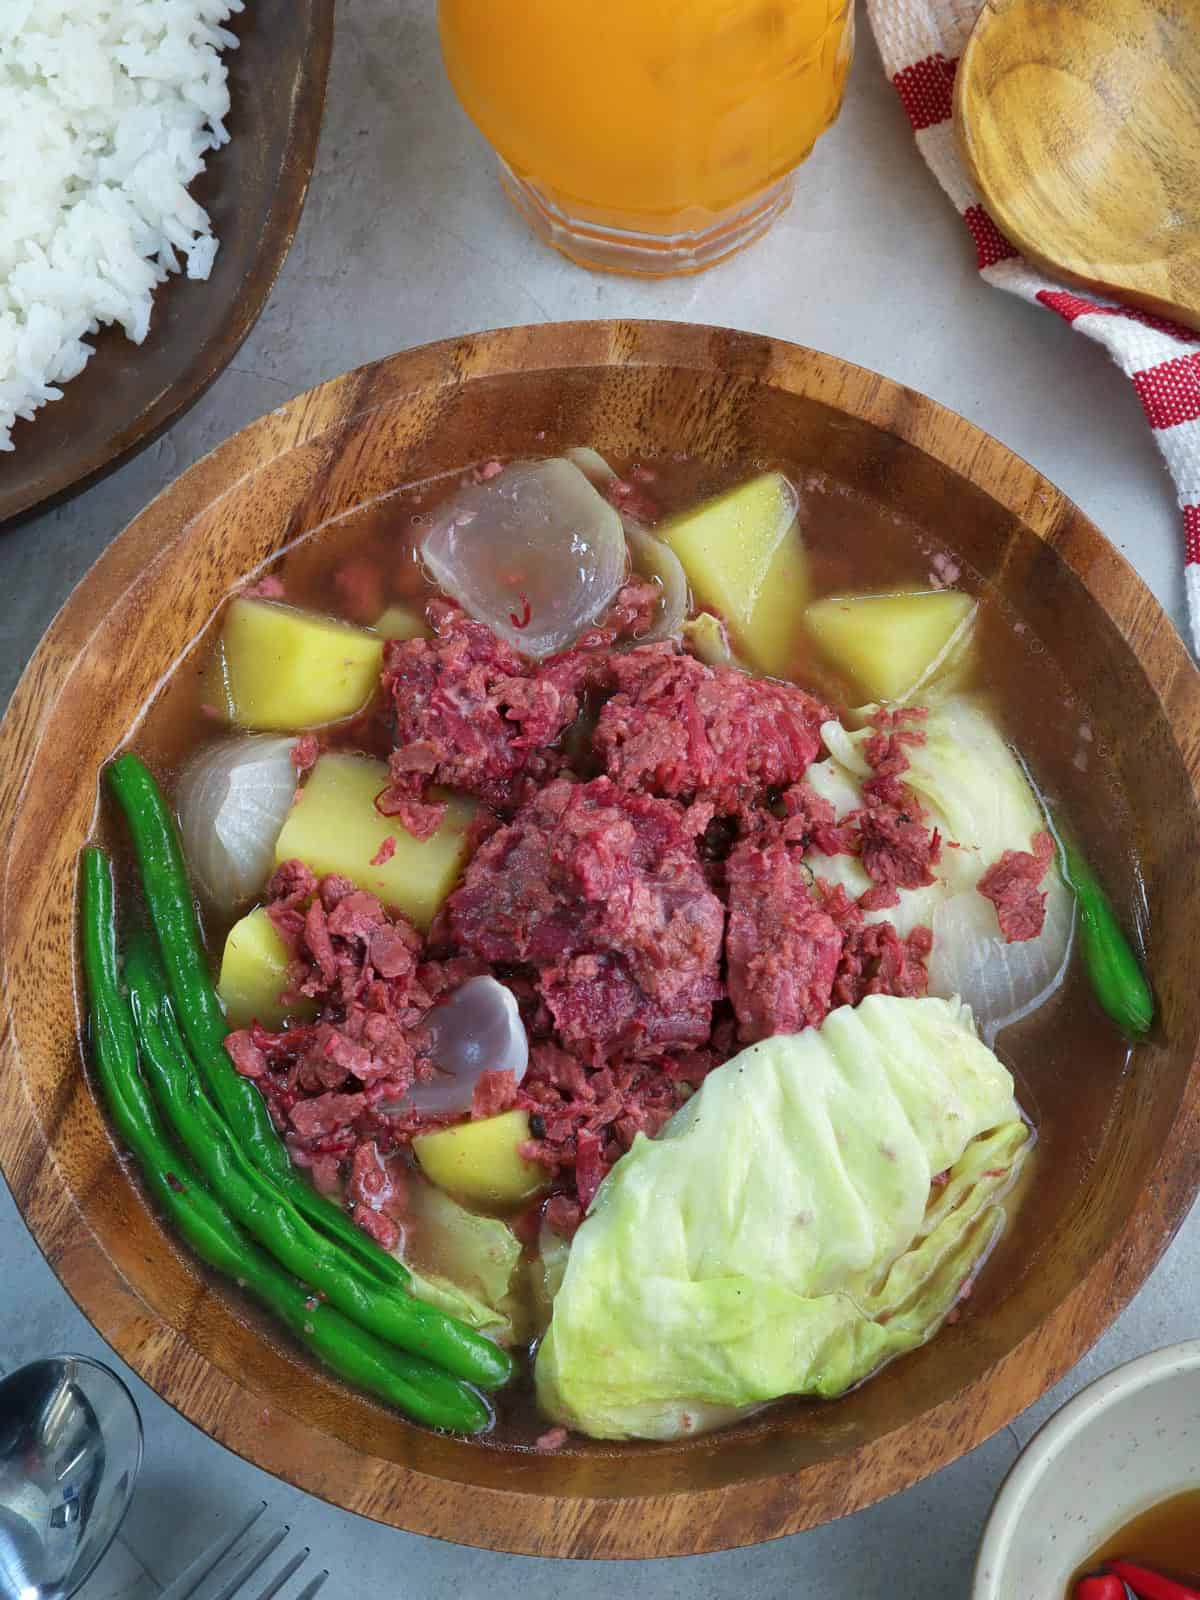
972, 1339, 1200, 1597
1, 319, 1199, 1558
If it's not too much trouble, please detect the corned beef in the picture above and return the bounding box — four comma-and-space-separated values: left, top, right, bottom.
855, 706, 943, 893
346, 1140, 408, 1250
377, 601, 587, 836
516, 1037, 718, 1224
978, 830, 1055, 942
448, 776, 725, 1064
376, 587, 667, 837
819, 881, 932, 1008
226, 869, 486, 1153
593, 642, 829, 812
725, 838, 841, 1042
222, 591, 947, 1240
858, 807, 942, 891
861, 707, 930, 811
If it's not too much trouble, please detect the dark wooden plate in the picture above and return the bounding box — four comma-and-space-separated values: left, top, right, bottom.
1, 322, 1197, 1558
0, 0, 335, 527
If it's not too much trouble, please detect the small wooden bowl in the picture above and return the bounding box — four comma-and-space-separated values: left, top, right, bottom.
1, 321, 1197, 1559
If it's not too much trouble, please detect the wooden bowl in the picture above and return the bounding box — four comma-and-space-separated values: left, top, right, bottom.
0, 0, 335, 528
1, 321, 1198, 1559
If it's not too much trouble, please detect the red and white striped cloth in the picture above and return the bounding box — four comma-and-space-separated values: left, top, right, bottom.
865, 0, 1200, 656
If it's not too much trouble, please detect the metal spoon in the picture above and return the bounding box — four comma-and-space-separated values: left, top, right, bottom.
0, 1356, 142, 1600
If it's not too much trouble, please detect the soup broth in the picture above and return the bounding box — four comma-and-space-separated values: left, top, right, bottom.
108, 451, 1142, 1447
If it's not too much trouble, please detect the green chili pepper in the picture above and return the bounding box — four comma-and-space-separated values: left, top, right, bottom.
1061, 843, 1154, 1040
124, 931, 512, 1391
79, 846, 491, 1434
104, 751, 406, 1289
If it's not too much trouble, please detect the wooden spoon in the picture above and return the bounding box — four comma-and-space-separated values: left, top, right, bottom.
954, 0, 1200, 330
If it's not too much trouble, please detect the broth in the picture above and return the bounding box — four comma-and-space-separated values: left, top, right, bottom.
111, 452, 1142, 1447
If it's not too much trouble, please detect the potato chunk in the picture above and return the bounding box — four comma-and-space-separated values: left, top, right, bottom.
413, 1110, 549, 1208
660, 472, 808, 678
221, 598, 383, 730
218, 906, 313, 1030
803, 590, 977, 703
373, 603, 431, 642
273, 753, 474, 930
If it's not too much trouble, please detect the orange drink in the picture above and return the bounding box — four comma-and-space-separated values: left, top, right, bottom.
438, 0, 854, 276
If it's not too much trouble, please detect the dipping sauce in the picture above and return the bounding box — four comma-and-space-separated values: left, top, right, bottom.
1070, 1489, 1200, 1595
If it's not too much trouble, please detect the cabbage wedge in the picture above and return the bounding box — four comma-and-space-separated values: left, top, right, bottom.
535, 996, 1030, 1440
401, 1179, 526, 1343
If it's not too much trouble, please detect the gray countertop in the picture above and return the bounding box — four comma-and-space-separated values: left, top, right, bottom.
1, 5, 1195, 1596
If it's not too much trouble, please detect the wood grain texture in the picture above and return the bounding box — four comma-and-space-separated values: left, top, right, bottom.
0, 0, 335, 528
955, 0, 1200, 329
1, 320, 1198, 1559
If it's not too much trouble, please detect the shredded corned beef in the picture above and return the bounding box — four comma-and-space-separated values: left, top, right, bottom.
978, 830, 1055, 942
725, 838, 841, 1042
290, 733, 319, 773
861, 706, 930, 812
448, 776, 725, 1064
778, 781, 859, 856
376, 589, 665, 838
471, 1067, 520, 1119
376, 601, 587, 836
241, 573, 285, 601
221, 587, 947, 1241
850, 706, 943, 894
225, 851, 723, 1227
601, 473, 659, 524
818, 881, 932, 1008
225, 869, 488, 1154
573, 578, 662, 650
515, 1036, 719, 1221
858, 808, 942, 891
594, 642, 830, 812
346, 1139, 408, 1250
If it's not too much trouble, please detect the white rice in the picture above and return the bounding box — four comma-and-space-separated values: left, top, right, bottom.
0, 1, 244, 451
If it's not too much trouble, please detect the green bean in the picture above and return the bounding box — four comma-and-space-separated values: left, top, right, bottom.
125, 932, 512, 1390
79, 847, 491, 1434
1062, 843, 1154, 1039
104, 751, 407, 1289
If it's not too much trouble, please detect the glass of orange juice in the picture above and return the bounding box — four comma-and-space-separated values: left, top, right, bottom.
438, 0, 854, 277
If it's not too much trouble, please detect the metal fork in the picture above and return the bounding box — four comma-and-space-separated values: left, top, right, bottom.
157, 1503, 328, 1600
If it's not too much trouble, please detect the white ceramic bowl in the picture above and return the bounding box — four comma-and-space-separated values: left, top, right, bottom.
974, 1341, 1200, 1598
979, 1337, 1200, 1600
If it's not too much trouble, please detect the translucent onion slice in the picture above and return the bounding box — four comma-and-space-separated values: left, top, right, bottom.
176, 735, 298, 916
623, 519, 688, 642
564, 446, 687, 642
406, 976, 529, 1116
927, 874, 1075, 1044
420, 459, 626, 658
563, 446, 616, 489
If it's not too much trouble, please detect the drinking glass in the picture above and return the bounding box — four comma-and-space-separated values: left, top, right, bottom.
438, 0, 854, 277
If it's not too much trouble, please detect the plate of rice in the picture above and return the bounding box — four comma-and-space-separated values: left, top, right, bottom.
0, 0, 334, 525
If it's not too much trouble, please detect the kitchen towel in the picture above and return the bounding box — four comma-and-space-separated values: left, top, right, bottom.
865, 0, 1200, 656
